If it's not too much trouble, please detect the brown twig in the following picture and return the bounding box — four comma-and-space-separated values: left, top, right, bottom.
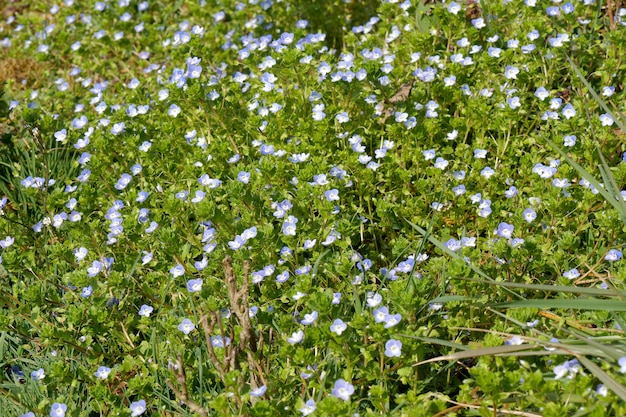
199, 311, 224, 375
222, 256, 266, 387
166, 354, 209, 417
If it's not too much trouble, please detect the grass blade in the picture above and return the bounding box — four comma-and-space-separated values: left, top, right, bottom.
495, 298, 626, 311
415, 344, 538, 366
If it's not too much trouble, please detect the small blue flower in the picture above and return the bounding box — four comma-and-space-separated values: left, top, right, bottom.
383, 313, 401, 328
554, 359, 579, 379
276, 270, 289, 283
178, 318, 195, 335
373, 306, 389, 323
186, 278, 203, 293
300, 311, 318, 325
332, 292, 342, 304
228, 235, 246, 250
366, 292, 382, 308
95, 366, 112, 379
211, 335, 231, 348
141, 252, 153, 265
331, 379, 355, 401
496, 222, 514, 239
168, 104, 181, 117
563, 268, 580, 280
299, 399, 316, 416
50, 403, 67, 417
0, 235, 15, 248
505, 335, 524, 345
238, 171, 251, 183
282, 216, 298, 236
324, 189, 339, 201
80, 286, 93, 298
31, 368, 45, 381
384, 339, 402, 357
330, 319, 347, 335
170, 264, 185, 277
250, 385, 267, 397
138, 304, 153, 317
87, 260, 103, 277
605, 249, 622, 261
522, 208, 537, 223
287, 329, 304, 344
129, 399, 146, 416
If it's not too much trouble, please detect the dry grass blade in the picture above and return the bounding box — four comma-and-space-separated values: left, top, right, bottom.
414, 344, 538, 366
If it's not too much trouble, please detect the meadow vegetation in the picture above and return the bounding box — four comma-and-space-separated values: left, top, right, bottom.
2, 0, 626, 415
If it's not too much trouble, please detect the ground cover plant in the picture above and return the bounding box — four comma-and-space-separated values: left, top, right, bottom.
2, 0, 626, 415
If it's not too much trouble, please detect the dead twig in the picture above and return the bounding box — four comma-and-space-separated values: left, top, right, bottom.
165, 354, 210, 417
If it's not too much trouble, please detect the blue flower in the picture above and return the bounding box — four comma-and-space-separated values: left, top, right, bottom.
178, 318, 195, 335
330, 319, 347, 335
282, 215, 298, 236
444, 238, 461, 252
496, 222, 514, 239
563, 268, 580, 280
211, 335, 231, 348
250, 385, 267, 397
287, 329, 304, 344
546, 6, 560, 16
141, 252, 153, 265
129, 400, 146, 416
187, 278, 203, 293
50, 403, 67, 417
299, 399, 316, 416
0, 235, 14, 248
331, 379, 355, 401
505, 336, 524, 345
110, 122, 125, 135
80, 286, 93, 298
522, 208, 537, 223
366, 292, 382, 307
335, 112, 349, 123
385, 339, 402, 357
241, 226, 257, 240
228, 235, 246, 250
114, 173, 132, 190
95, 366, 112, 379
31, 368, 45, 381
554, 359, 580, 379
480, 166, 495, 179
194, 257, 208, 271
170, 264, 185, 277
384, 313, 401, 328
605, 249, 622, 261
303, 239, 316, 250
168, 104, 181, 117
238, 171, 251, 183
300, 311, 318, 325
87, 260, 103, 277
373, 306, 389, 323
138, 304, 153, 317
276, 270, 289, 283
324, 189, 339, 201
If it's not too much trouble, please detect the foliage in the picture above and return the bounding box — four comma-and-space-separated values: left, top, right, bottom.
2, 0, 626, 416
